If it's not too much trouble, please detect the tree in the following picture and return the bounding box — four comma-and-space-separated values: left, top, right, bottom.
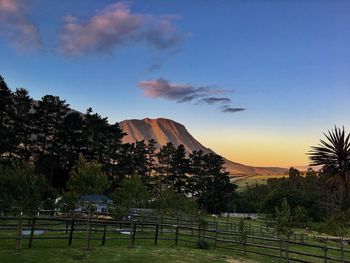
327, 208, 350, 243
132, 140, 149, 182
196, 153, 235, 214
274, 198, 294, 237
66, 156, 109, 250
155, 189, 197, 217
0, 75, 15, 163
156, 142, 176, 193
112, 176, 149, 216
146, 139, 158, 178
33, 95, 70, 190
12, 88, 35, 161
309, 126, 350, 202
168, 144, 189, 194
0, 162, 46, 213
0, 162, 46, 252
289, 167, 301, 179
274, 198, 294, 262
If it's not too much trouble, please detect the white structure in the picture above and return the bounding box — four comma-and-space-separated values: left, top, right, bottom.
221, 213, 258, 219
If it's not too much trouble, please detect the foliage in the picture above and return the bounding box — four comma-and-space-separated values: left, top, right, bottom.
274, 198, 293, 238
66, 156, 110, 197
0, 162, 46, 212
195, 239, 210, 250
326, 208, 350, 240
292, 206, 309, 228
309, 126, 350, 196
155, 189, 197, 216
238, 218, 248, 245
112, 175, 149, 216
189, 151, 236, 214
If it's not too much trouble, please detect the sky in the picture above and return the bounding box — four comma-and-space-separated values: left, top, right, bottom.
0, 0, 349, 168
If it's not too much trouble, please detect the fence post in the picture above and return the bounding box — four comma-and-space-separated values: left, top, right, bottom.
198, 222, 201, 239
65, 220, 69, 234
129, 221, 133, 247
68, 218, 75, 246
340, 241, 344, 263
129, 221, 136, 247
286, 238, 290, 263
101, 222, 107, 246
15, 211, 23, 253
141, 212, 144, 232
28, 216, 37, 248
214, 230, 218, 250
191, 217, 194, 235
278, 239, 282, 263
323, 245, 328, 263
175, 225, 179, 246
155, 224, 159, 245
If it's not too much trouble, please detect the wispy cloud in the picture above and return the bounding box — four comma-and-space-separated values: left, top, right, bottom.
59, 2, 186, 56
148, 63, 162, 72
197, 97, 231, 105
221, 105, 246, 113
0, 0, 42, 52
138, 78, 229, 103
138, 78, 244, 113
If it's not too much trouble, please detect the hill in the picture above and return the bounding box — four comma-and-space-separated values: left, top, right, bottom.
119, 118, 287, 176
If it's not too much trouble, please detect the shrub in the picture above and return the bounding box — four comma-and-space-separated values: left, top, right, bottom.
196, 239, 209, 250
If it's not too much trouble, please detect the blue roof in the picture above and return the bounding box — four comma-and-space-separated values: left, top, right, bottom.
80, 194, 112, 202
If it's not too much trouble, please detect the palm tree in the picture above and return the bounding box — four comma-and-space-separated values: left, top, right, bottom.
309, 126, 350, 196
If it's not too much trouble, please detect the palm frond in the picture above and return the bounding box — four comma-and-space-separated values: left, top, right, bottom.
308, 126, 350, 194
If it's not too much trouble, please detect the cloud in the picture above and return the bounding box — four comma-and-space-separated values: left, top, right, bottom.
139, 78, 245, 113
148, 63, 162, 72
221, 106, 246, 113
0, 0, 42, 51
142, 15, 185, 50
138, 78, 230, 103
198, 97, 231, 105
59, 2, 186, 56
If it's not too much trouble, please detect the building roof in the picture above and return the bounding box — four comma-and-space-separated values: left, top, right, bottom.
79, 194, 112, 203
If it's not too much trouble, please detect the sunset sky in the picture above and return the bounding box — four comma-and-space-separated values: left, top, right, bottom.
1, 0, 349, 167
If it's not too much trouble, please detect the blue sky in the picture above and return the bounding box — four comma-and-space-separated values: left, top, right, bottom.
1, 0, 349, 167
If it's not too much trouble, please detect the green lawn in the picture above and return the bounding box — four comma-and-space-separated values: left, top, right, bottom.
232, 174, 288, 191
1, 216, 349, 263
0, 236, 258, 263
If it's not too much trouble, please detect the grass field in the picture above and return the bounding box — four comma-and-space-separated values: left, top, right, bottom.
0, 231, 259, 263
232, 174, 288, 190
0, 243, 250, 263
1, 215, 349, 263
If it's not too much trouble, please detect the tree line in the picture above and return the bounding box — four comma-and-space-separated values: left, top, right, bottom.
0, 75, 235, 214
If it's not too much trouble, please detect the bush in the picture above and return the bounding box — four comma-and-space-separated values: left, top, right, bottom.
196, 239, 209, 250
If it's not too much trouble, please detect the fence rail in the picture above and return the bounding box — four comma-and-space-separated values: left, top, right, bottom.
0, 214, 349, 263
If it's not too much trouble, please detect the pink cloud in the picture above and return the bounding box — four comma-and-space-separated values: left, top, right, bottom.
138, 78, 232, 103
0, 0, 42, 51
139, 78, 244, 113
59, 2, 186, 56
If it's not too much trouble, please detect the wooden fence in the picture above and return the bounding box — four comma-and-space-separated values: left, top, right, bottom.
0, 214, 349, 263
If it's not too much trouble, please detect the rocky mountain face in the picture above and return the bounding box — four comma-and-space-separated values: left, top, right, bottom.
119, 118, 287, 176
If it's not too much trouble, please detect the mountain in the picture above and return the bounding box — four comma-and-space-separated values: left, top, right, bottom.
119, 118, 287, 176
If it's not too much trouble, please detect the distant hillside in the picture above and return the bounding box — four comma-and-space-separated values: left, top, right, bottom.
119, 118, 287, 176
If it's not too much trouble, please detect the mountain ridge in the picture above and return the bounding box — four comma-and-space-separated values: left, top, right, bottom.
119, 118, 287, 176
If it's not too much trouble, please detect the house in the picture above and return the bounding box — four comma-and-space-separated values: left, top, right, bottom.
76, 194, 113, 213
